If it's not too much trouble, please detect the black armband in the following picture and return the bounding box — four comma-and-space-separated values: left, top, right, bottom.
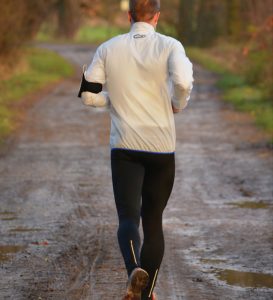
78, 72, 103, 98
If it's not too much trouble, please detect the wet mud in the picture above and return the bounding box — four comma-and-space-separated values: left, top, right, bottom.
0, 44, 272, 299
9, 227, 43, 233
0, 212, 17, 221
0, 245, 27, 263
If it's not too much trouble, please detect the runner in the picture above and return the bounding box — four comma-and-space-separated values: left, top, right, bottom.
78, 0, 193, 299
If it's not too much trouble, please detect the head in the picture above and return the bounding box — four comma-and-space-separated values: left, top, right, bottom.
128, 0, 160, 27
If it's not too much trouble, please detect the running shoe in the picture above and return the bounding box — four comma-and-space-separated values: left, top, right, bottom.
140, 292, 158, 300
122, 267, 149, 300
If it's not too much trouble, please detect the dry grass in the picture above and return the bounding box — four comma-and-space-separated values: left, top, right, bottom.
0, 51, 29, 81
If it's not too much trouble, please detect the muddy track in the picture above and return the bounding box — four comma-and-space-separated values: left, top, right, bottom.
0, 44, 272, 300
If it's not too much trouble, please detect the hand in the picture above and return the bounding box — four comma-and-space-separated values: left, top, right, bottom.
172, 104, 180, 114
82, 91, 109, 107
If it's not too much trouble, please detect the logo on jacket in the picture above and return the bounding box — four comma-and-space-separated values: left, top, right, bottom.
133, 34, 146, 39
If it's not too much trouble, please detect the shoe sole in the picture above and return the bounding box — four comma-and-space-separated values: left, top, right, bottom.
125, 268, 149, 300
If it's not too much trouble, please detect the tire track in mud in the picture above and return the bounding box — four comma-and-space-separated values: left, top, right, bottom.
88, 222, 126, 300
21, 172, 119, 300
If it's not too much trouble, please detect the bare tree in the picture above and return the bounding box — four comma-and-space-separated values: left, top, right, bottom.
178, 0, 227, 46
0, 0, 56, 56
55, 0, 82, 38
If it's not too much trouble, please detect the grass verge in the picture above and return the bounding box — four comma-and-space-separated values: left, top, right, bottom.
0, 47, 74, 144
36, 24, 128, 45
187, 46, 273, 144
36, 23, 178, 45
75, 25, 127, 44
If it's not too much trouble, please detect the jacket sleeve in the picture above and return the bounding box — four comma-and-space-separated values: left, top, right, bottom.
85, 45, 106, 84
168, 40, 193, 111
81, 45, 110, 107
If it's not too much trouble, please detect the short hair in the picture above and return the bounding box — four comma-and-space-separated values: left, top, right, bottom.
129, 0, 160, 22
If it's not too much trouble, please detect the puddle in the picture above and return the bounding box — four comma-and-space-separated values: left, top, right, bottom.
214, 269, 273, 288
227, 201, 271, 209
10, 227, 42, 233
200, 258, 226, 264
0, 245, 26, 262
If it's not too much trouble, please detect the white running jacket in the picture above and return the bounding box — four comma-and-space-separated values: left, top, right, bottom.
83, 22, 193, 153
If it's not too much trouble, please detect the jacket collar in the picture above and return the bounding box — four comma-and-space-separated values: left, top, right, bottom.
130, 22, 155, 34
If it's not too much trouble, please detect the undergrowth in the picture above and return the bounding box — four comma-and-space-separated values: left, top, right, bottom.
187, 46, 273, 144
0, 48, 73, 143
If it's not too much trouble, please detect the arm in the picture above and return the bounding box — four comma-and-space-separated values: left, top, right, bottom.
78, 45, 109, 108
172, 104, 180, 114
168, 40, 194, 112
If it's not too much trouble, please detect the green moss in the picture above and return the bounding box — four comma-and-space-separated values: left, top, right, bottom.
0, 48, 73, 143
217, 74, 245, 89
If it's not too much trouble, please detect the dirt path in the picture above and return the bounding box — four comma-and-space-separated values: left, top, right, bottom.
0, 44, 272, 300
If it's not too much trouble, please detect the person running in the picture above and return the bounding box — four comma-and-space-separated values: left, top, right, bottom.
78, 0, 193, 299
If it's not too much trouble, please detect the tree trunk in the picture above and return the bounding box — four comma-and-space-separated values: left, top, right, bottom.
226, 0, 241, 39
178, 0, 198, 45
56, 0, 81, 39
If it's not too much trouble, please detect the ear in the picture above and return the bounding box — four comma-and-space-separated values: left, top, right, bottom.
128, 11, 133, 23
151, 11, 160, 25
155, 12, 160, 23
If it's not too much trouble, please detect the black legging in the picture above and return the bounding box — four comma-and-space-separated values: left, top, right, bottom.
111, 149, 175, 299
